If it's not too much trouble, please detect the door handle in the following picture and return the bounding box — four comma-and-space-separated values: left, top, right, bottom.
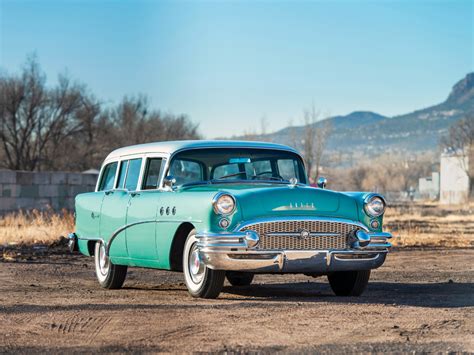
91, 212, 100, 219
105, 190, 114, 195
130, 192, 140, 197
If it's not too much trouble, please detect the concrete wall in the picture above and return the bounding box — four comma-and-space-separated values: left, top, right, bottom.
0, 170, 98, 214
440, 154, 469, 205
418, 172, 440, 200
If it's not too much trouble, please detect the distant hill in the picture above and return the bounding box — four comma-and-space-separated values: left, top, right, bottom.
239, 73, 474, 165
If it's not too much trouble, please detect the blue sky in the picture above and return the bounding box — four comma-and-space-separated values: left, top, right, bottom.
0, 0, 472, 138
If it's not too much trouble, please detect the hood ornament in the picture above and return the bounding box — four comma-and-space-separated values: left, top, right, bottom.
289, 177, 298, 188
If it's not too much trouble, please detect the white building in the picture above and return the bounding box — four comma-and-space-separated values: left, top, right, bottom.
440, 151, 470, 205
418, 172, 440, 200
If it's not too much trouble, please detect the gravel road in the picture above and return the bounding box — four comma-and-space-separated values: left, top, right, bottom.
0, 248, 473, 353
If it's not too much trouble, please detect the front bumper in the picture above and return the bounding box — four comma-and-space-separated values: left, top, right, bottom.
196, 230, 392, 273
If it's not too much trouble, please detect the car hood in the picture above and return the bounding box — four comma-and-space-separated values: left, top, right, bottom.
181, 183, 361, 222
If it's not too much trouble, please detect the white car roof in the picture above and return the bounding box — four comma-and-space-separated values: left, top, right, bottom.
105, 140, 301, 160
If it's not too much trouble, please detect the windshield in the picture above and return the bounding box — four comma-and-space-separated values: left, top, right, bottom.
168, 148, 307, 186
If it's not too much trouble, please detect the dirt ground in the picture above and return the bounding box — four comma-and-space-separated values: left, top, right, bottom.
0, 248, 473, 353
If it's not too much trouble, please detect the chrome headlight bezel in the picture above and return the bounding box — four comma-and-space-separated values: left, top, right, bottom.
212, 192, 236, 216
364, 194, 386, 217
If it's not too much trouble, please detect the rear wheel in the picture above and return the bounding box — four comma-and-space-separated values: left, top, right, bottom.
183, 229, 225, 298
226, 272, 254, 286
94, 241, 127, 289
328, 270, 371, 296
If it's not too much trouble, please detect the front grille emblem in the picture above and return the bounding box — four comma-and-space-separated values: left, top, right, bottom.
272, 202, 316, 211
299, 229, 310, 240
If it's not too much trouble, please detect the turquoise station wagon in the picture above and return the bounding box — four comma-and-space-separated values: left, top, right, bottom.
69, 140, 392, 298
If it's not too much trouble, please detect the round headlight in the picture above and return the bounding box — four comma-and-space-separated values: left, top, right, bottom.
364, 195, 386, 217
213, 193, 236, 215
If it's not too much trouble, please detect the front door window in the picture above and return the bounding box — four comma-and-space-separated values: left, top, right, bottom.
142, 158, 163, 190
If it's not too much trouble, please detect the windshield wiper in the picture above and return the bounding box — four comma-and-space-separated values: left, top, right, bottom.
249, 175, 284, 181
213, 172, 247, 180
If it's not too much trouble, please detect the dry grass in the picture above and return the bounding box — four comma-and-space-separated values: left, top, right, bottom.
0, 203, 473, 248
385, 202, 474, 248
0, 209, 74, 246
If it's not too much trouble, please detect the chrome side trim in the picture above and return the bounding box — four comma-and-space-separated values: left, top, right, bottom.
105, 219, 156, 256
77, 236, 101, 241
77, 218, 202, 256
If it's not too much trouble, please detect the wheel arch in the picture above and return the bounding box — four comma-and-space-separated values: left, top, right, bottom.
87, 240, 96, 256
169, 222, 195, 271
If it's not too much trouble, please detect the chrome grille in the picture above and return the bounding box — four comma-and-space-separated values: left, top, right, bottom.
240, 219, 362, 250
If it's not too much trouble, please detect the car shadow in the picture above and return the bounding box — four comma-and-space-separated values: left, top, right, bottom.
2, 281, 472, 315
222, 281, 474, 308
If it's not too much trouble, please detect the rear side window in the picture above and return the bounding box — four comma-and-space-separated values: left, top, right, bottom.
142, 158, 163, 190
98, 162, 118, 191
125, 158, 142, 191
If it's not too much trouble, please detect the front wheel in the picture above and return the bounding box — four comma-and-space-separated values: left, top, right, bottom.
328, 270, 371, 296
94, 241, 127, 289
183, 229, 225, 298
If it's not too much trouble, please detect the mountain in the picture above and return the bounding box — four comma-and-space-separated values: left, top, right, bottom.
446, 73, 474, 105
244, 73, 474, 165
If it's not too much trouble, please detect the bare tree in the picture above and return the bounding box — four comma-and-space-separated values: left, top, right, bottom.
260, 115, 269, 136
241, 127, 258, 141
328, 153, 434, 194
349, 166, 368, 191
0, 57, 201, 172
442, 115, 474, 195
287, 118, 298, 149
0, 57, 91, 170
53, 92, 102, 171
301, 105, 332, 183
302, 107, 317, 178
106, 95, 199, 146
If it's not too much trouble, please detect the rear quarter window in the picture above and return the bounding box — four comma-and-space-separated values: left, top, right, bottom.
98, 162, 118, 191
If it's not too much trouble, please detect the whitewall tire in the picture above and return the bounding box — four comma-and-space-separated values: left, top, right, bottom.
183, 229, 225, 298
94, 241, 128, 289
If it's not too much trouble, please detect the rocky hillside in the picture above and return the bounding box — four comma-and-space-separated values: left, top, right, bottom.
247, 73, 474, 163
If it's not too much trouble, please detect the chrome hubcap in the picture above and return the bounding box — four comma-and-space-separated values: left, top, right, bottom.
188, 244, 205, 284
98, 244, 110, 275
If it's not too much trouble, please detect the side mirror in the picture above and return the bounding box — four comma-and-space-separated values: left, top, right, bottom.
317, 177, 327, 189
163, 175, 177, 189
